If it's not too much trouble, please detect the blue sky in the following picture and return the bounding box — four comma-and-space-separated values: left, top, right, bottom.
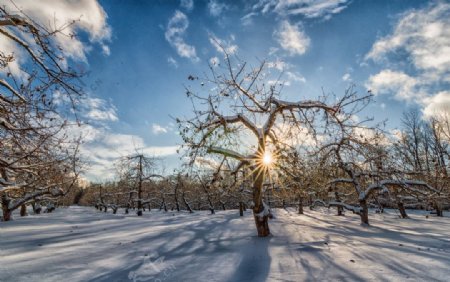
4, 0, 448, 181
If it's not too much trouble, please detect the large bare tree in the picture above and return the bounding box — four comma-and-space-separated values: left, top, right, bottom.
0, 7, 84, 220
177, 50, 372, 236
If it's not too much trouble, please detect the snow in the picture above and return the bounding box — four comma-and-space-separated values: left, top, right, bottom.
255, 201, 270, 218
1, 206, 449, 281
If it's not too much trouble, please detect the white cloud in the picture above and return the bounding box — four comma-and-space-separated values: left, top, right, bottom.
209, 56, 220, 66
165, 10, 199, 62
365, 2, 450, 117
0, 36, 26, 79
101, 44, 111, 56
152, 124, 169, 135
266, 59, 290, 71
208, 0, 229, 17
2, 0, 111, 63
365, 2, 450, 82
273, 20, 310, 56
251, 0, 350, 19
81, 97, 118, 122
423, 91, 450, 118
142, 146, 179, 157
76, 125, 179, 180
180, 0, 194, 11
365, 69, 420, 101
342, 73, 351, 81
241, 12, 258, 26
286, 71, 306, 83
167, 56, 179, 68
209, 33, 238, 55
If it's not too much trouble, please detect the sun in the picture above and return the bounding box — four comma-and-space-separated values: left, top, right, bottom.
262, 151, 273, 166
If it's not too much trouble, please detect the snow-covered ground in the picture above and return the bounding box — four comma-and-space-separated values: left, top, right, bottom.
1, 206, 449, 282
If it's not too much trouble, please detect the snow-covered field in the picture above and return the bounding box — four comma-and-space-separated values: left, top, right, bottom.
1, 206, 449, 282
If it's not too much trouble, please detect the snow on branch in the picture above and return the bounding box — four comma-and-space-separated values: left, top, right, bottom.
207, 147, 247, 161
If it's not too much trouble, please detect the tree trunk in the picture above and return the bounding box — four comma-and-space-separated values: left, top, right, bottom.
253, 213, 270, 237
252, 158, 270, 237
435, 202, 443, 217
239, 202, 244, 216
359, 199, 369, 225
298, 197, 303, 214
20, 204, 28, 217
34, 203, 41, 214
1, 194, 11, 221
397, 202, 408, 218
334, 191, 343, 216
137, 155, 143, 216
182, 192, 193, 213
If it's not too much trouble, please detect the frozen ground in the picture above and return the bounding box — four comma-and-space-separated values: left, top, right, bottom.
0, 206, 449, 282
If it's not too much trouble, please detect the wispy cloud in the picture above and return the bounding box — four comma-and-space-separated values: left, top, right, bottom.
423, 91, 450, 118
209, 33, 238, 55
165, 10, 199, 62
2, 0, 111, 63
81, 97, 118, 122
180, 0, 194, 11
208, 0, 230, 17
152, 123, 169, 135
365, 2, 450, 116
249, 0, 350, 19
76, 125, 179, 180
167, 56, 179, 68
365, 2, 450, 80
209, 56, 220, 66
286, 71, 306, 83
273, 20, 310, 56
342, 73, 351, 81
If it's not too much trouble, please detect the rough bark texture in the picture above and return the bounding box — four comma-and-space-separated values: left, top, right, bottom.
335, 192, 344, 216
239, 202, 244, 216
397, 202, 408, 218
20, 204, 27, 217
253, 213, 270, 237
137, 155, 143, 216
359, 199, 369, 225
252, 156, 270, 237
1, 195, 11, 221
298, 197, 304, 214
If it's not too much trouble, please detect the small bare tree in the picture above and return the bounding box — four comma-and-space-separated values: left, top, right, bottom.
116, 154, 162, 216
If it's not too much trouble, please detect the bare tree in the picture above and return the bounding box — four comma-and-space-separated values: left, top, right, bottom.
0, 6, 85, 220
116, 154, 162, 216
177, 49, 372, 236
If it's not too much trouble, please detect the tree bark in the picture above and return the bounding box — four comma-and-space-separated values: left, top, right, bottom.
239, 202, 244, 216
359, 199, 369, 225
252, 158, 270, 237
137, 155, 143, 216
20, 204, 28, 216
298, 197, 303, 214
1, 194, 11, 221
435, 202, 443, 217
397, 202, 408, 218
254, 213, 270, 237
335, 192, 343, 216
